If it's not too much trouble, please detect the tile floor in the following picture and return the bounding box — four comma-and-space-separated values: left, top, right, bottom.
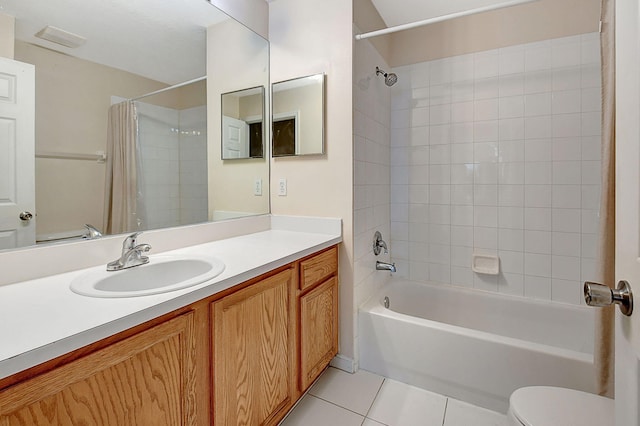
280, 367, 507, 426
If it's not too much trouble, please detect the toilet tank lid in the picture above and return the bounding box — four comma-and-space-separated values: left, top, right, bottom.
510, 386, 614, 426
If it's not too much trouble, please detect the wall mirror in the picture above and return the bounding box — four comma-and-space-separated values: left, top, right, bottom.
0, 0, 269, 251
221, 86, 265, 159
272, 73, 325, 157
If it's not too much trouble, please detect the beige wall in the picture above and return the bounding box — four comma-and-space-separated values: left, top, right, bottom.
270, 0, 355, 363
389, 0, 601, 66
15, 41, 169, 237
353, 0, 391, 64
207, 19, 270, 217
0, 13, 14, 59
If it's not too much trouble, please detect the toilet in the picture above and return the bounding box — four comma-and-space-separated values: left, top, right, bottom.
507, 386, 614, 426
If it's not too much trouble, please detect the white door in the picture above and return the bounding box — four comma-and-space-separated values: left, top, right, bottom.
0, 57, 35, 249
222, 115, 248, 159
615, 0, 640, 424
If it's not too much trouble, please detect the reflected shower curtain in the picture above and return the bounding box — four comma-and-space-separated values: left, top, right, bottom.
103, 101, 145, 234
595, 0, 615, 398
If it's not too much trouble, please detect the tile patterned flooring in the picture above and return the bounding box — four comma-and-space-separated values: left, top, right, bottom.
280, 367, 507, 426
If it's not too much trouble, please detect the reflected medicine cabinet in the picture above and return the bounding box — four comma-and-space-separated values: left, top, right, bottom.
272, 73, 325, 157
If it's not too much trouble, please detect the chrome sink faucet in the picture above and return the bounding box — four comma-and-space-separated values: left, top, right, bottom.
107, 232, 152, 271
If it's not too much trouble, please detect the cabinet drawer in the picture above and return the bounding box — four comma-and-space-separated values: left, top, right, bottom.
300, 246, 338, 291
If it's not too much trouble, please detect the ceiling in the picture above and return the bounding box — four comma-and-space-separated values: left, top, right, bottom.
370, 0, 533, 27
1, 0, 230, 84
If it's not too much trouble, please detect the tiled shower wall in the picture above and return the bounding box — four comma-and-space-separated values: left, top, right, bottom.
353, 25, 392, 361
137, 102, 208, 231
389, 33, 602, 305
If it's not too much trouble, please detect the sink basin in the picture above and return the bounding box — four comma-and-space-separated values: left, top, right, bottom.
70, 254, 225, 298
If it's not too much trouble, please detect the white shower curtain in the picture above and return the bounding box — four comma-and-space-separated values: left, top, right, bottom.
103, 101, 145, 234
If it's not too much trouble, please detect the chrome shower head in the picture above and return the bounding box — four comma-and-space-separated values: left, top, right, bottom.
376, 66, 398, 87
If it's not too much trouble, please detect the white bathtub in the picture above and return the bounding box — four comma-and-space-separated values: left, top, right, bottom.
358, 280, 596, 413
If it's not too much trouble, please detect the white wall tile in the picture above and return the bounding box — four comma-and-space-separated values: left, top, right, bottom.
498, 206, 524, 229
524, 207, 551, 231
499, 74, 525, 97
451, 144, 474, 163
451, 101, 474, 123
499, 229, 524, 252
524, 253, 552, 277
524, 230, 552, 254
387, 32, 600, 301
525, 275, 552, 300
552, 232, 581, 257
524, 93, 551, 117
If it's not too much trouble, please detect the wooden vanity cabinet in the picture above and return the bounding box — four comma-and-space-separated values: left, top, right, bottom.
211, 267, 296, 426
0, 245, 339, 426
298, 246, 339, 391
0, 312, 202, 426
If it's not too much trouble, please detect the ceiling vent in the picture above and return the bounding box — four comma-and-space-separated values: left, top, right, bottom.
35, 26, 86, 48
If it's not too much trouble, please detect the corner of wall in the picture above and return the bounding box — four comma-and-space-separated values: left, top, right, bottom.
209, 0, 269, 40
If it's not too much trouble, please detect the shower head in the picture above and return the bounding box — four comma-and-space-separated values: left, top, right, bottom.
376, 66, 398, 87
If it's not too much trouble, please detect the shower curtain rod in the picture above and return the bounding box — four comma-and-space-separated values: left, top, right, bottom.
129, 76, 207, 101
355, 0, 539, 40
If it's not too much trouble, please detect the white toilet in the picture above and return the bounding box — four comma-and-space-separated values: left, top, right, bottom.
507, 386, 614, 426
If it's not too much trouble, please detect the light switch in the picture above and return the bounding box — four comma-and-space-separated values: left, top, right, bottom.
278, 178, 287, 196
254, 178, 262, 196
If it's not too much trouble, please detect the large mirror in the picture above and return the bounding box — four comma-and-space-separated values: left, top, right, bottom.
272, 73, 325, 157
0, 0, 269, 250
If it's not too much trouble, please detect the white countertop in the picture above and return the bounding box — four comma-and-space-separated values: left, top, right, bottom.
0, 225, 341, 380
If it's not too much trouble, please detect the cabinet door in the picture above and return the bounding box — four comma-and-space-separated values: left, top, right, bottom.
299, 276, 338, 391
212, 268, 294, 426
0, 313, 199, 426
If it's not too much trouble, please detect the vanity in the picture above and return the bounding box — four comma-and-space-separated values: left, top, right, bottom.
0, 217, 341, 425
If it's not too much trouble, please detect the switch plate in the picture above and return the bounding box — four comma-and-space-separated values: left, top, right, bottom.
254, 178, 262, 196
278, 178, 287, 196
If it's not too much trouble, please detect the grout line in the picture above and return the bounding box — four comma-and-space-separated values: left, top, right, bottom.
442, 398, 450, 426
364, 377, 386, 419
310, 394, 368, 419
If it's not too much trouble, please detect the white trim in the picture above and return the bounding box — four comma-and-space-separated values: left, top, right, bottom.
330, 354, 357, 373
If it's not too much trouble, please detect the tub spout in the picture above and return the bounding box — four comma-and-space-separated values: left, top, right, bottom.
376, 261, 396, 273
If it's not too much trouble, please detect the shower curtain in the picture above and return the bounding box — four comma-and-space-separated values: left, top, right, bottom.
103, 101, 145, 234
595, 0, 615, 398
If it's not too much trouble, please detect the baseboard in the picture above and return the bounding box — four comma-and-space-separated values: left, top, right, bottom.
330, 354, 356, 373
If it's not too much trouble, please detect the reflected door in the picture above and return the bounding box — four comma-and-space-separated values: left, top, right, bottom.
222, 115, 248, 159
0, 57, 35, 249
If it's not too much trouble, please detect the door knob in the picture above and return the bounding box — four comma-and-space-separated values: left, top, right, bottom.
584, 280, 633, 316
19, 211, 33, 222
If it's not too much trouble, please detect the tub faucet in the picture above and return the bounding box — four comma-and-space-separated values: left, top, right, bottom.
376, 261, 396, 273
83, 224, 102, 239
107, 232, 152, 271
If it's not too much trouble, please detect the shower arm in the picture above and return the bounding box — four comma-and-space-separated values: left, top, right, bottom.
355, 0, 539, 40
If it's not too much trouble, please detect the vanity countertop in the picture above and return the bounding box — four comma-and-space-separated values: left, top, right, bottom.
0, 223, 341, 380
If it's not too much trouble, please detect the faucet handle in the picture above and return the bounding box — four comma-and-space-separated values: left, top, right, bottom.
123, 232, 143, 250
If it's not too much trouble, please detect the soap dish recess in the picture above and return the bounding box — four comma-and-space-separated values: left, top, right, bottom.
472, 253, 499, 275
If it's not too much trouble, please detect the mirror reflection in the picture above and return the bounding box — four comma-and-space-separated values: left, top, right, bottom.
272, 73, 325, 157
0, 0, 269, 251
221, 87, 265, 159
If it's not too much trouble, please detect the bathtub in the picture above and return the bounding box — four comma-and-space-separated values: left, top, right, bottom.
358, 279, 596, 413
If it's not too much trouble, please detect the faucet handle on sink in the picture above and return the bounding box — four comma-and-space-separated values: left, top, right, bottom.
123, 232, 143, 250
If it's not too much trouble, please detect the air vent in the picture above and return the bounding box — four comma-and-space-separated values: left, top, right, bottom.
35, 26, 86, 48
